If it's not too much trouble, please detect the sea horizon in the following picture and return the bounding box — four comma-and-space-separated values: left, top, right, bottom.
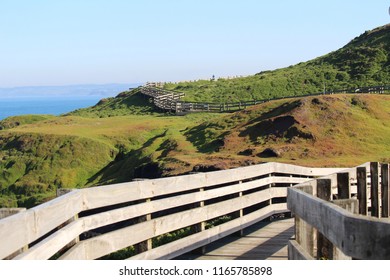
0, 83, 142, 120
0, 95, 102, 120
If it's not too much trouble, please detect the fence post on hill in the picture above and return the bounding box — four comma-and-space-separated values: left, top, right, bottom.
370, 162, 380, 218
316, 179, 334, 260
357, 167, 368, 215
381, 163, 389, 218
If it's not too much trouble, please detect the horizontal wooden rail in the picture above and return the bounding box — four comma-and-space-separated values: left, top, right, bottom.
0, 162, 343, 260
287, 162, 390, 260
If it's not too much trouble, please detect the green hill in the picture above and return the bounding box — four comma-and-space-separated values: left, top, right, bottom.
1, 24, 390, 208
162, 24, 390, 102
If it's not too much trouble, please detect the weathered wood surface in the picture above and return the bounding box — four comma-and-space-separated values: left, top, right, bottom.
60, 191, 286, 260
288, 184, 390, 259
357, 167, 368, 215
370, 162, 380, 217
0, 162, 344, 260
177, 218, 294, 260
0, 190, 83, 259
382, 164, 389, 218
130, 204, 287, 260
288, 240, 315, 260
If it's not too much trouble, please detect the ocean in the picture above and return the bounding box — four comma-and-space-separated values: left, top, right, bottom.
0, 83, 142, 121
0, 96, 103, 120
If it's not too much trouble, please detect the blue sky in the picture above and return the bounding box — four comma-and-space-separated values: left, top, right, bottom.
1, 0, 389, 87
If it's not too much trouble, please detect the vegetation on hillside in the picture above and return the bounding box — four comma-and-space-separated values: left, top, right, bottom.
0, 115, 54, 130
2, 94, 390, 208
67, 89, 159, 118
163, 24, 390, 102
1, 24, 390, 208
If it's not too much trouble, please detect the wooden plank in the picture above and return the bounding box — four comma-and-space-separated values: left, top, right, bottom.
337, 172, 350, 199
190, 218, 294, 260
316, 179, 333, 260
82, 162, 332, 210
0, 190, 83, 259
17, 180, 292, 259
332, 199, 359, 215
14, 219, 84, 260
290, 184, 315, 258
0, 162, 342, 259
0, 208, 26, 220
0, 208, 27, 259
288, 187, 390, 259
370, 162, 380, 217
60, 190, 285, 259
129, 204, 288, 260
357, 167, 367, 215
381, 163, 389, 218
288, 240, 315, 260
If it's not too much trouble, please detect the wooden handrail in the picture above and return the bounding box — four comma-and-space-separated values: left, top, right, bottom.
0, 162, 342, 260
287, 162, 390, 260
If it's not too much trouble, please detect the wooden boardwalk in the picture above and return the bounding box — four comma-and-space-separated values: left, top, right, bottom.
177, 217, 294, 260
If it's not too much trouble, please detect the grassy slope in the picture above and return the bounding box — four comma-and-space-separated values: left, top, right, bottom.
1, 24, 390, 208
1, 94, 390, 207
0, 115, 55, 130
67, 89, 158, 118
185, 94, 390, 167
0, 112, 223, 207
163, 24, 390, 102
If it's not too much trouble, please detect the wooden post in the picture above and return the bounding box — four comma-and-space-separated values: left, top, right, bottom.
370, 162, 380, 218
192, 188, 206, 254
269, 173, 273, 207
132, 179, 152, 254
357, 167, 367, 215
294, 185, 315, 258
337, 173, 350, 199
238, 180, 244, 236
316, 179, 333, 260
381, 163, 389, 218
56, 189, 80, 249
135, 198, 153, 254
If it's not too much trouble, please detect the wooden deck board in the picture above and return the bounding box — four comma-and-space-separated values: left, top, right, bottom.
177, 218, 294, 260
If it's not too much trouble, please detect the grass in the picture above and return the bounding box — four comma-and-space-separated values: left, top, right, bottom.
163, 24, 390, 103
1, 94, 390, 207
0, 112, 223, 207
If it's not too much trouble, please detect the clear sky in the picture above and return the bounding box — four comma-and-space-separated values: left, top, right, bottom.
1, 0, 389, 87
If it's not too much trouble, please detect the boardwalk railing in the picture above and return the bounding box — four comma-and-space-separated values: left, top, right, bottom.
288, 162, 390, 260
0, 162, 342, 260
140, 85, 185, 111
139, 84, 390, 114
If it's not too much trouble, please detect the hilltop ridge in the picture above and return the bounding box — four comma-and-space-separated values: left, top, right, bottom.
161, 24, 390, 102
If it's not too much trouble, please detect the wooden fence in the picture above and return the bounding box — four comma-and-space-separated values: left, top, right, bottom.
0, 162, 342, 260
288, 162, 390, 260
139, 85, 390, 114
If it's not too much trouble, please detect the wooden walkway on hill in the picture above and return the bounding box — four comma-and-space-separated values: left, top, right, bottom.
177, 217, 294, 260
139, 84, 390, 114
